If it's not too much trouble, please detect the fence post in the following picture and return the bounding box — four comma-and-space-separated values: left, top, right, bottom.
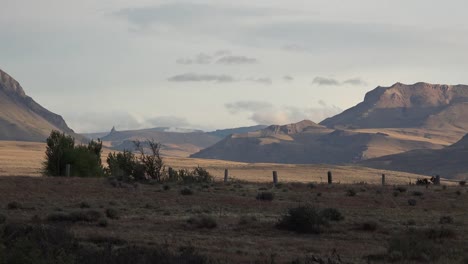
382, 174, 386, 186
327, 171, 332, 184
65, 164, 71, 177
273, 171, 278, 186
434, 175, 440, 185
224, 169, 229, 183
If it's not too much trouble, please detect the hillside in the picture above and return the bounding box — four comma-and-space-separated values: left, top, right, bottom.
361, 133, 468, 180
191, 120, 444, 164
0, 68, 77, 141
320, 82, 468, 142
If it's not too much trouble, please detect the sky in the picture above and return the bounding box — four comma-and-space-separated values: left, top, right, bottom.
2, 0, 468, 133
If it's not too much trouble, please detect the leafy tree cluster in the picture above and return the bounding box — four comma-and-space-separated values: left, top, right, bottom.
42, 131, 104, 177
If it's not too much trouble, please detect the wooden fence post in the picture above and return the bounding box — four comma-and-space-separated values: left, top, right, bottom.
382, 174, 386, 186
273, 171, 278, 186
327, 171, 333, 184
224, 169, 229, 183
65, 164, 71, 177
434, 175, 440, 185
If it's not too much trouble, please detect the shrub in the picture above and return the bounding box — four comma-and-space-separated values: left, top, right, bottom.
412, 191, 424, 196
7, 201, 22, 210
134, 139, 164, 182
256, 192, 274, 201
163, 185, 170, 191
346, 189, 357, 197
276, 206, 328, 234
47, 210, 101, 222
0, 214, 6, 224
180, 187, 194, 195
98, 218, 108, 227
79, 201, 91, 208
307, 183, 316, 189
42, 130, 104, 177
178, 167, 214, 184
187, 215, 217, 229
320, 208, 344, 222
392, 191, 400, 197
408, 199, 417, 206
395, 186, 407, 193
106, 150, 145, 181
106, 208, 120, 220
459, 181, 466, 186
359, 221, 378, 232
439, 216, 454, 224
238, 215, 257, 226
387, 229, 442, 262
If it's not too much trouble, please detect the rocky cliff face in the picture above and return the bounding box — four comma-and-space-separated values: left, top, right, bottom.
0, 68, 76, 141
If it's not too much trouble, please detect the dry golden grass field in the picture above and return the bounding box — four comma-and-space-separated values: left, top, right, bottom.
0, 140, 467, 263
0, 140, 455, 186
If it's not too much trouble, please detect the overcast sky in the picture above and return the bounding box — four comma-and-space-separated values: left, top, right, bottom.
2, 0, 468, 132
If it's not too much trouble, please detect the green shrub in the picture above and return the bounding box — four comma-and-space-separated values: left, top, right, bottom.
42, 130, 104, 177
105, 208, 120, 220
187, 215, 217, 229
320, 208, 344, 222
256, 192, 274, 201
276, 206, 328, 234
106, 150, 145, 181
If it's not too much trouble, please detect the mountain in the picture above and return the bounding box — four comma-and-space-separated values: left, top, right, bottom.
320, 82, 468, 142
0, 68, 77, 141
92, 125, 267, 157
192, 82, 468, 164
207, 125, 268, 138
191, 120, 444, 163
361, 134, 468, 180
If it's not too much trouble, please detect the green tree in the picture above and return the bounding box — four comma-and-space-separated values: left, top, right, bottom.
42, 130, 104, 177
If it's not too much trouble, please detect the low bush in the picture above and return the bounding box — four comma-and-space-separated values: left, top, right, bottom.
346, 189, 357, 197
187, 215, 217, 229
408, 199, 417, 206
7, 201, 22, 210
359, 221, 378, 232
98, 218, 108, 227
47, 210, 102, 223
320, 208, 344, 222
180, 187, 194, 196
412, 191, 424, 196
395, 186, 407, 193
459, 181, 466, 186
79, 201, 91, 208
439, 215, 454, 224
256, 192, 274, 201
276, 206, 329, 234
106, 208, 120, 220
238, 215, 257, 226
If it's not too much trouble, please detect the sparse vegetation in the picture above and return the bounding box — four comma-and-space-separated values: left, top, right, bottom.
277, 206, 329, 234
187, 215, 217, 229
7, 201, 22, 210
105, 208, 120, 220
320, 208, 344, 222
256, 191, 274, 201
346, 189, 357, 197
408, 199, 417, 206
180, 187, 194, 195
47, 210, 102, 222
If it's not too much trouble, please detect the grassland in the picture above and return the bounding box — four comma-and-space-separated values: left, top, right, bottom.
0, 140, 453, 186
0, 176, 466, 263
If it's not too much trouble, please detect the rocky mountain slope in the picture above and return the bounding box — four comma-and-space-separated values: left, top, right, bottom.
0, 68, 77, 141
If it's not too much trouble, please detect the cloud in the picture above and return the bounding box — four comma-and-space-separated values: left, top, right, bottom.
283, 75, 294, 81
168, 73, 236, 83
312, 77, 340, 86
312, 76, 367, 86
216, 55, 258, 65
225, 101, 273, 114
246, 77, 272, 85
343, 78, 367, 86
146, 116, 190, 128
225, 100, 342, 125
214, 50, 231, 57
176, 53, 213, 65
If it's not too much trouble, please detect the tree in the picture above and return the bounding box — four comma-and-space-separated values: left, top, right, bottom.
42, 130, 104, 177
134, 139, 165, 181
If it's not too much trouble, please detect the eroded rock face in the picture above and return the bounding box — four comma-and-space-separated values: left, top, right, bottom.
321, 82, 468, 129
0, 68, 76, 141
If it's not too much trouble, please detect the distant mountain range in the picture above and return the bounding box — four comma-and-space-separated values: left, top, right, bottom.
0, 68, 78, 141
84, 125, 268, 157
191, 83, 468, 179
